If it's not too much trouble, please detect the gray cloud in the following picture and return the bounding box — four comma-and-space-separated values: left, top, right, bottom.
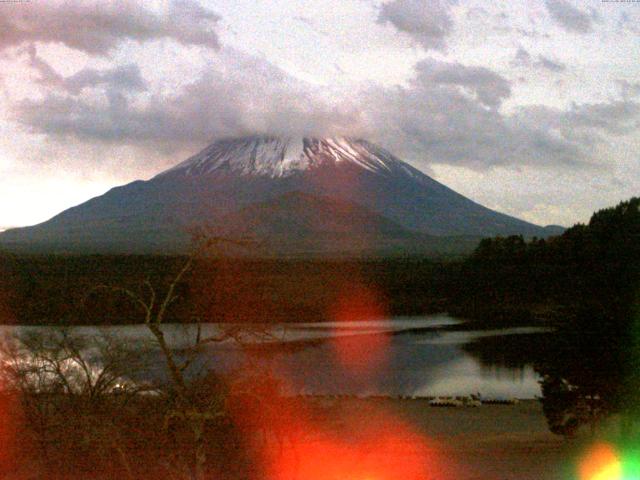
516, 28, 548, 39
359, 64, 583, 169
514, 101, 640, 150
618, 80, 640, 100
465, 6, 489, 21
293, 15, 328, 36
564, 101, 640, 135
0, 0, 220, 55
413, 59, 511, 108
64, 65, 147, 94
537, 55, 566, 73
618, 12, 640, 34
13, 49, 360, 148
511, 46, 532, 66
25, 44, 147, 94
11, 50, 639, 173
511, 47, 566, 74
545, 0, 593, 34
377, 0, 456, 51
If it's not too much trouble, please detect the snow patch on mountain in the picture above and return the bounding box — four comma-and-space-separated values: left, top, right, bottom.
157, 136, 418, 179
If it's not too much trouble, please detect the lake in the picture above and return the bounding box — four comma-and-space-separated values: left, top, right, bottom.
0, 316, 550, 399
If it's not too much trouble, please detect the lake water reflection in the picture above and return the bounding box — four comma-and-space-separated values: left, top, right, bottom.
257, 320, 547, 398
1, 316, 548, 399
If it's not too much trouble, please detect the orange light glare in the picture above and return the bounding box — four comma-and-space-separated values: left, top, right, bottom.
269, 419, 442, 480
579, 443, 622, 480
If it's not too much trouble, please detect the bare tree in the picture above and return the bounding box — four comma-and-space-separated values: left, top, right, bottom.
90, 236, 267, 480
0, 329, 151, 478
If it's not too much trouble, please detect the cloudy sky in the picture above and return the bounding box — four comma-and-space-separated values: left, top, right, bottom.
1, 0, 639, 230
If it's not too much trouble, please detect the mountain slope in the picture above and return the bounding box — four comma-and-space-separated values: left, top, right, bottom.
214, 191, 450, 257
220, 191, 410, 237
0, 136, 562, 255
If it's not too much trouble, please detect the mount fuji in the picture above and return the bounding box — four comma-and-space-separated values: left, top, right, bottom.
0, 136, 563, 255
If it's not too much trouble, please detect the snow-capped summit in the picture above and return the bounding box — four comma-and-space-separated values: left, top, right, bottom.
157, 136, 418, 179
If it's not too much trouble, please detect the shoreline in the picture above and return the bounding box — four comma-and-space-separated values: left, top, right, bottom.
295, 397, 581, 480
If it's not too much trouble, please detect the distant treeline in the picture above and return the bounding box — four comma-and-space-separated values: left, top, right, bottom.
459, 197, 640, 438
0, 254, 459, 325
1, 197, 638, 327
451, 196, 640, 325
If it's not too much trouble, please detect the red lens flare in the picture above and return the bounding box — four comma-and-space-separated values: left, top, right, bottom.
266, 403, 446, 480
226, 370, 451, 480
0, 392, 21, 476
329, 282, 390, 375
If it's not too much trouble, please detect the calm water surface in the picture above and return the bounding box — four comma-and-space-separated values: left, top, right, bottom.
0, 316, 550, 398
